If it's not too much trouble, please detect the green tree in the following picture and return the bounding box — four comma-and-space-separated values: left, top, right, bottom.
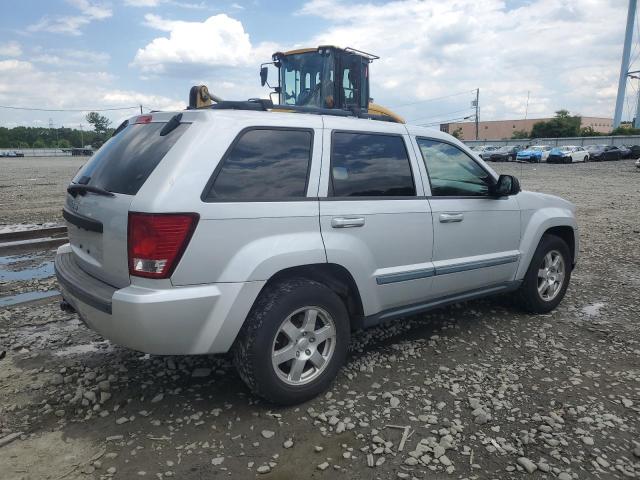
611, 125, 640, 136
511, 129, 529, 139
579, 126, 602, 137
531, 110, 581, 138
57, 138, 71, 148
85, 112, 112, 135
33, 138, 46, 148
86, 112, 113, 148
452, 127, 463, 139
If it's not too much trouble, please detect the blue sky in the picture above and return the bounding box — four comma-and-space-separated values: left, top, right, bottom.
0, 0, 633, 130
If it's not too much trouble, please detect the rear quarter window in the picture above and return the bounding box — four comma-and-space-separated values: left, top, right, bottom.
204, 128, 313, 201
73, 121, 189, 195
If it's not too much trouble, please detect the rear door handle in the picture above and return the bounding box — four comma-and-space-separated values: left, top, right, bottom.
439, 213, 464, 223
331, 217, 365, 228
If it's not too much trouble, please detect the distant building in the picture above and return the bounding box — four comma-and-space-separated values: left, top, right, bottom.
440, 116, 613, 140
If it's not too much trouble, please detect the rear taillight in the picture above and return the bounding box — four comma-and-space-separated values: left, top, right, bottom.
127, 212, 199, 279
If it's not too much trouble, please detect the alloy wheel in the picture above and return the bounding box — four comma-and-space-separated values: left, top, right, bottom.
537, 250, 565, 301
271, 307, 337, 386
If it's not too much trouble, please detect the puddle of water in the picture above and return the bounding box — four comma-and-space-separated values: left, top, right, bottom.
0, 254, 38, 266
0, 251, 56, 281
581, 302, 606, 317
0, 290, 60, 307
0, 261, 53, 281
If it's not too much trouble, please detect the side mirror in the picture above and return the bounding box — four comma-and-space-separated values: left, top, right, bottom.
492, 174, 520, 197
260, 66, 268, 87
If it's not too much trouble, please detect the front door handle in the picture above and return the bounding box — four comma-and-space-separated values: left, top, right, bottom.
331, 217, 365, 228
439, 213, 464, 223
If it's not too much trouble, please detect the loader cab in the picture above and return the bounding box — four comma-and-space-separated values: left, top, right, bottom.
264, 46, 375, 112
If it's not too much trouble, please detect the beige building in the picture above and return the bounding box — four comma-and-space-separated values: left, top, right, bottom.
440, 116, 613, 141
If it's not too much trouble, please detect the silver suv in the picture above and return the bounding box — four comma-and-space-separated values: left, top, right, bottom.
55, 108, 578, 404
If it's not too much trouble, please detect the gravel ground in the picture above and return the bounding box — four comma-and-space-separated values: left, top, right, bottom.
0, 158, 639, 480
0, 156, 87, 226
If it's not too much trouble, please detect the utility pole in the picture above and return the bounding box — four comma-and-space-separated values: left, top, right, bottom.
524, 91, 530, 120
635, 78, 640, 128
80, 124, 84, 148
140, 104, 143, 114
474, 88, 479, 140
614, 0, 637, 128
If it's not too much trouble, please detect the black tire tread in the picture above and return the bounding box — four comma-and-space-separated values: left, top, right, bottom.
233, 277, 348, 405
514, 234, 572, 314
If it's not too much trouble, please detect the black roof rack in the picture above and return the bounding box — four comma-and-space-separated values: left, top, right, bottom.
192, 99, 400, 123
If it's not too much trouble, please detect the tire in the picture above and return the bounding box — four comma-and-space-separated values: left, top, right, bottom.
514, 234, 572, 314
583, 156, 588, 162
233, 277, 350, 405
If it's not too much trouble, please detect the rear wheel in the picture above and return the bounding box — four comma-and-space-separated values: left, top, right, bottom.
515, 234, 572, 314
233, 278, 350, 405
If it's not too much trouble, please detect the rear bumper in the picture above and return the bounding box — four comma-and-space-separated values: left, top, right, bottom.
55, 246, 264, 355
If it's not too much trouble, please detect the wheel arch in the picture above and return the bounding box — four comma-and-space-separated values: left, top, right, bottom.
516, 210, 578, 280
246, 263, 365, 333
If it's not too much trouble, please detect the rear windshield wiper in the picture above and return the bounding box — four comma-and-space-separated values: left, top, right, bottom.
67, 184, 115, 198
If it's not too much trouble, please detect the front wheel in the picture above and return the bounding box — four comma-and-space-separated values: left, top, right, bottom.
233, 278, 350, 405
514, 234, 572, 314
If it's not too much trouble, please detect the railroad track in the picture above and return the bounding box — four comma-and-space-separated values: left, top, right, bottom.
0, 226, 68, 255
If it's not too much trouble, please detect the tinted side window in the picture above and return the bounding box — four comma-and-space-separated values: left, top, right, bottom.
330, 132, 415, 197
417, 139, 491, 197
207, 129, 312, 200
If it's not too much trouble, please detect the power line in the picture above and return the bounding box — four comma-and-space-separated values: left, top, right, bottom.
418, 114, 474, 127
0, 104, 140, 112
407, 107, 474, 123
387, 89, 476, 109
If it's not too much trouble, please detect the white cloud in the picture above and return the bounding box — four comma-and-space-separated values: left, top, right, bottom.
0, 42, 22, 58
124, 0, 162, 5
68, 0, 112, 19
0, 59, 182, 127
29, 0, 112, 36
132, 14, 275, 73
123, 0, 208, 8
32, 49, 110, 67
298, 0, 625, 122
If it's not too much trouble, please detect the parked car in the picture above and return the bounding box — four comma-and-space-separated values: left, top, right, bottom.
627, 145, 640, 159
547, 146, 589, 163
55, 108, 578, 405
471, 145, 497, 154
636, 158, 640, 169
617, 145, 632, 159
516, 145, 551, 163
488, 145, 522, 162
586, 145, 622, 161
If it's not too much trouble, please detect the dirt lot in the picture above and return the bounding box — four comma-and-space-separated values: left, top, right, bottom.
1, 157, 639, 479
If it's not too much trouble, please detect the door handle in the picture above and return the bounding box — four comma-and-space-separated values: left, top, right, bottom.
331, 217, 365, 228
439, 213, 464, 223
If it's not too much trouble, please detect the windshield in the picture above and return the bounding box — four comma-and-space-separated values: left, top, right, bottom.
279, 52, 334, 108
496, 147, 511, 152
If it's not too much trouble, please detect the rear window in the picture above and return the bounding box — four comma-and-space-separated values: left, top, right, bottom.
72, 121, 189, 195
